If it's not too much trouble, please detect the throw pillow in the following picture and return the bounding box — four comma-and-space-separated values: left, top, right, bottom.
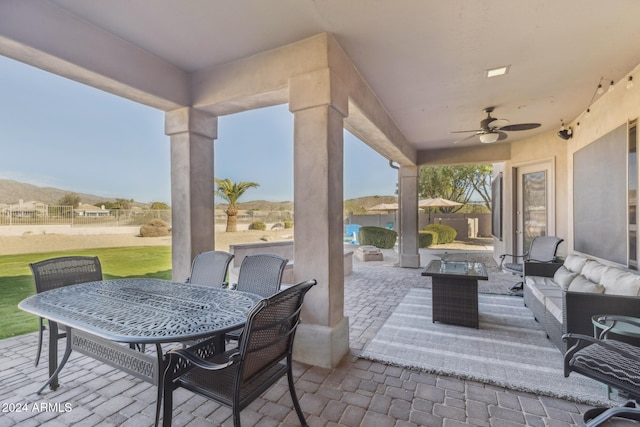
563, 254, 588, 273
581, 260, 608, 283
568, 275, 605, 293
604, 272, 640, 296
553, 266, 578, 290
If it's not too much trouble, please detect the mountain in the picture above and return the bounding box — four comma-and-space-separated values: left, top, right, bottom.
0, 179, 396, 212
0, 179, 125, 206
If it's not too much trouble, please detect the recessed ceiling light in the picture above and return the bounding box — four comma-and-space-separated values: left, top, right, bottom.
486, 65, 510, 78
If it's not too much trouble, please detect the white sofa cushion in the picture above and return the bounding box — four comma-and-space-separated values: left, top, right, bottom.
581, 260, 608, 283
604, 271, 640, 296
568, 275, 605, 293
545, 295, 563, 323
525, 275, 558, 288
553, 266, 578, 290
563, 254, 588, 274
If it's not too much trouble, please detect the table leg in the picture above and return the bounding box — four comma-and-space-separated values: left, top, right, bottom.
38, 325, 73, 394
155, 343, 164, 427
48, 320, 59, 390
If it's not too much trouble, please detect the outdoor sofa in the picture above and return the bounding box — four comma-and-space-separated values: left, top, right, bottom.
523, 253, 640, 352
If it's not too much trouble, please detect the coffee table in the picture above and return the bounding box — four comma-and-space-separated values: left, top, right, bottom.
422, 259, 488, 328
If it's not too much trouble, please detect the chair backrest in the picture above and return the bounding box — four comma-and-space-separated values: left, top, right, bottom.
188, 251, 234, 287
527, 236, 563, 262
237, 279, 316, 383
30, 256, 103, 294
236, 254, 288, 298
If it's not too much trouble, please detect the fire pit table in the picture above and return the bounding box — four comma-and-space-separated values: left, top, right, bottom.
422, 259, 488, 328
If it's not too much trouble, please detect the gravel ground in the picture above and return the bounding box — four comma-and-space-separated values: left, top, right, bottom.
0, 229, 297, 256
0, 231, 492, 257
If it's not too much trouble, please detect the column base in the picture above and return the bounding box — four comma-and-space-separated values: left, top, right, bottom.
400, 254, 421, 268
293, 316, 349, 368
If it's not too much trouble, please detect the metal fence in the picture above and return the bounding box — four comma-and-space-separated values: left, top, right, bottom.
0, 205, 172, 227
214, 210, 294, 227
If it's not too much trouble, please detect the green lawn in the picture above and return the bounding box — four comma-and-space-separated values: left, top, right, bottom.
0, 246, 171, 339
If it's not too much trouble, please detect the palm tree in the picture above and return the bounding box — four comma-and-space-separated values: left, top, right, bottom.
215, 178, 260, 232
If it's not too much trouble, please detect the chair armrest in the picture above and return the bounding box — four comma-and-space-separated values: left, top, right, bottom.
168, 348, 239, 371
499, 252, 528, 268
524, 262, 562, 278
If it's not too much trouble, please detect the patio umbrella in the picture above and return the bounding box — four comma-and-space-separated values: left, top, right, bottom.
419, 198, 463, 223
418, 197, 463, 208
366, 203, 399, 212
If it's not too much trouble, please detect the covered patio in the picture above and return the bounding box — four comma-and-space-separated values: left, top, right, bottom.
2, 254, 612, 426
3, 1, 640, 425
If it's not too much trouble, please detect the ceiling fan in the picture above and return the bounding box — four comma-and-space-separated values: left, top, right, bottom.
451, 107, 541, 144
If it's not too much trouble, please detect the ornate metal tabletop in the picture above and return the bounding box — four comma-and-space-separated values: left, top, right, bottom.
19, 278, 263, 344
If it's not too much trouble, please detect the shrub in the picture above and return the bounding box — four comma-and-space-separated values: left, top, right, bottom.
359, 226, 397, 249
423, 224, 457, 244
139, 219, 171, 237
248, 221, 266, 231
284, 221, 293, 229
418, 230, 438, 247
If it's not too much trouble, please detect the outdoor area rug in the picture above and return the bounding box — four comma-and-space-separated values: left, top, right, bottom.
359, 288, 613, 405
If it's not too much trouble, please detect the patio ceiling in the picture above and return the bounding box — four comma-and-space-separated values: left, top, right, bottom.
6, 0, 640, 151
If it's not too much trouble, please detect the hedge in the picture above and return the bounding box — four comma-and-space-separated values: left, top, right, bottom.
359, 226, 397, 249
423, 224, 457, 244
418, 230, 438, 247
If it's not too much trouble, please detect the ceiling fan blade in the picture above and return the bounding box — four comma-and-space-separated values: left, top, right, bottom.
499, 123, 541, 131
450, 129, 482, 134
452, 133, 479, 144
497, 131, 508, 141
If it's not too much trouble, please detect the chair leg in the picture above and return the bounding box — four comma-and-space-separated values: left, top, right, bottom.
232, 407, 241, 427
287, 365, 308, 427
161, 375, 173, 427
35, 317, 45, 367
509, 281, 523, 292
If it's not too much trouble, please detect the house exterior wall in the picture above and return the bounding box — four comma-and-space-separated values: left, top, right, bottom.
501, 63, 640, 264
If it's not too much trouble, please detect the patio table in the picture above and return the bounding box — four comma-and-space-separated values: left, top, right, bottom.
18, 278, 262, 421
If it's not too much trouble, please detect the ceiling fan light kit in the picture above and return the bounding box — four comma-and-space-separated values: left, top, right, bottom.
451, 107, 541, 144
479, 132, 500, 143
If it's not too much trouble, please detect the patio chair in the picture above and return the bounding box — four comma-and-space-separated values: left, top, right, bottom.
160, 279, 317, 427
226, 254, 288, 342
564, 315, 640, 426
499, 235, 563, 294
232, 254, 288, 297
186, 250, 234, 287
29, 256, 103, 367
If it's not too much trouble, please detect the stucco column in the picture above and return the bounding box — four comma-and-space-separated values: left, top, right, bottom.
399, 165, 420, 268
289, 68, 350, 368
165, 108, 217, 282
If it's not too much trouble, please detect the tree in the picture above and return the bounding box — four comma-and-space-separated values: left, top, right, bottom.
149, 202, 170, 210
58, 193, 81, 208
215, 178, 260, 232
113, 198, 134, 210
418, 164, 493, 211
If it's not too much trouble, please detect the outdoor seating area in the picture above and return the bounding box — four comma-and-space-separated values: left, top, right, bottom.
3, 248, 637, 426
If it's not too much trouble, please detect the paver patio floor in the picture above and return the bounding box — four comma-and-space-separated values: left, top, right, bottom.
1, 247, 635, 426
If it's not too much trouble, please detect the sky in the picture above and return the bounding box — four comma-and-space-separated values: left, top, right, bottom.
0, 55, 398, 205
